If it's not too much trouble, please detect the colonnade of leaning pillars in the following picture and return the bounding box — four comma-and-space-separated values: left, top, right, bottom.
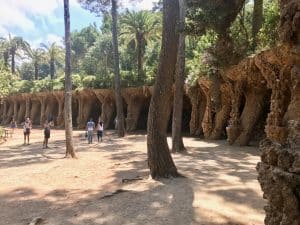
0, 86, 202, 134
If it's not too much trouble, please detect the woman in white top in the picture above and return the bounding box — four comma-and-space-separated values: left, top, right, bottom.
97, 121, 104, 142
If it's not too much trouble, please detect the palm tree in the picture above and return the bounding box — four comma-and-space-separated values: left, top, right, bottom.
8, 35, 28, 74
0, 38, 10, 68
79, 0, 125, 137
64, 0, 76, 158
120, 10, 160, 84
41, 42, 64, 79
25, 46, 45, 80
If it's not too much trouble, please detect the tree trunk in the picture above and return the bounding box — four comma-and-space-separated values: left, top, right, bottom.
172, 0, 186, 153
50, 57, 55, 79
137, 34, 144, 84
11, 50, 15, 74
252, 0, 263, 50
34, 62, 39, 80
3, 51, 9, 68
64, 0, 76, 158
147, 0, 179, 179
111, 0, 125, 137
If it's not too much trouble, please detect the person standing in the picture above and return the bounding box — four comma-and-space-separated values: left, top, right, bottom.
97, 121, 104, 142
10, 118, 17, 134
43, 120, 51, 149
86, 118, 95, 144
23, 118, 32, 145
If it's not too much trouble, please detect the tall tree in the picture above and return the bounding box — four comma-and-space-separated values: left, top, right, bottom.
172, 0, 186, 152
120, 10, 160, 84
64, 0, 76, 158
252, 0, 263, 49
111, 0, 125, 137
147, 0, 179, 178
25, 46, 45, 80
79, 0, 125, 137
41, 42, 64, 79
0, 38, 9, 68
8, 35, 28, 74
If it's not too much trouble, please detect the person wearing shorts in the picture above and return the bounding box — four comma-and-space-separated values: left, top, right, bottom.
23, 118, 32, 145
43, 120, 51, 148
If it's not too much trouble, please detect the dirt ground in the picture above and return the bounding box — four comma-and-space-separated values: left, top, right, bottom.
0, 128, 265, 225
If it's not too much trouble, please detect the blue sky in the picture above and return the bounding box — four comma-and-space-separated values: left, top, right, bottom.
0, 0, 158, 47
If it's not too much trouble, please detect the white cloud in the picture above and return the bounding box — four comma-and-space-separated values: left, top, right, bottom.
46, 34, 64, 46
121, 0, 159, 11
31, 34, 63, 48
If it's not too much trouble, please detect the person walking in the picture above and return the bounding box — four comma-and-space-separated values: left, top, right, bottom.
43, 120, 51, 149
23, 118, 32, 145
97, 121, 104, 142
86, 118, 95, 144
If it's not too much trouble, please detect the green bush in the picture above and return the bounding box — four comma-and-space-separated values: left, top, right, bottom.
82, 75, 96, 88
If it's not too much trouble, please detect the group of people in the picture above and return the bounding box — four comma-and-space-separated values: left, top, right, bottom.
86, 118, 104, 144
8, 117, 104, 147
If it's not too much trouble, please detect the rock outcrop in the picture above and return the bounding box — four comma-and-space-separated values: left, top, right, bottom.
256, 1, 300, 224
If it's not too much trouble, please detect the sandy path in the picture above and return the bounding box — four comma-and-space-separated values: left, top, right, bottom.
0, 128, 265, 225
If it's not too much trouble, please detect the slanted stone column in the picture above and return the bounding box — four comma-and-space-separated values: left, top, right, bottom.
4, 98, 14, 124
17, 95, 26, 124
38, 94, 48, 126
94, 89, 116, 129
209, 82, 232, 140
188, 84, 206, 136
1, 100, 7, 124
226, 58, 270, 146
12, 97, 19, 122
53, 91, 64, 127
44, 94, 59, 125
122, 87, 151, 131
256, 2, 300, 224
25, 97, 31, 119
75, 89, 98, 129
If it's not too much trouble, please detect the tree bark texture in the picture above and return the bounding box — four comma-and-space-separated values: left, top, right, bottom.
50, 58, 55, 79
11, 51, 15, 74
64, 0, 76, 158
147, 0, 179, 179
112, 0, 125, 137
252, 0, 263, 49
34, 62, 39, 80
172, 0, 186, 152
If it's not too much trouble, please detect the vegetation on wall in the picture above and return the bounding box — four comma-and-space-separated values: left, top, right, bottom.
0, 0, 280, 97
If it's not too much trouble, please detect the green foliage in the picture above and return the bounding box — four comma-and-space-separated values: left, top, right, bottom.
0, 64, 12, 97
11, 80, 33, 94
258, 0, 280, 49
186, 32, 218, 85
72, 73, 83, 89
31, 77, 53, 92
82, 75, 96, 88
